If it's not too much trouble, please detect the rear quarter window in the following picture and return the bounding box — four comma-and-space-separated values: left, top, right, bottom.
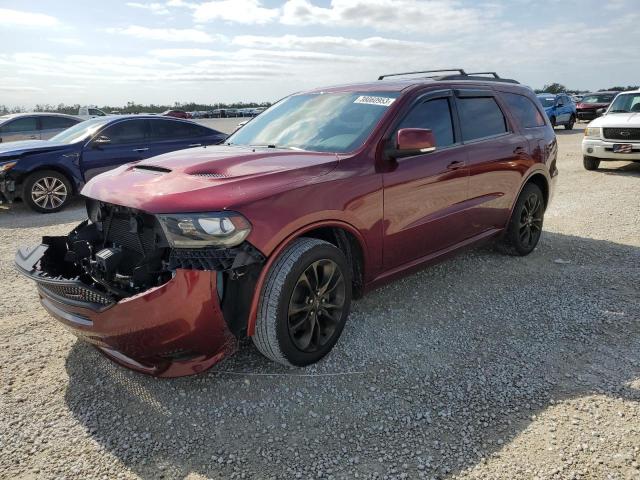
502, 93, 546, 128
457, 97, 508, 141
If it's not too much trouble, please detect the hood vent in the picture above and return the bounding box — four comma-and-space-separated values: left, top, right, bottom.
190, 172, 228, 178
133, 165, 172, 174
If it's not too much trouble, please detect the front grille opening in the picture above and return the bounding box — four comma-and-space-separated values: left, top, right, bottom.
603, 128, 640, 142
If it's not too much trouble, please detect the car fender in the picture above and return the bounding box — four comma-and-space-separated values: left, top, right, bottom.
508, 166, 552, 217
9, 149, 84, 194
245, 219, 368, 337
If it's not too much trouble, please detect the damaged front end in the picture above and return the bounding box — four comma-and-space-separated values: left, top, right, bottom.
15, 200, 265, 377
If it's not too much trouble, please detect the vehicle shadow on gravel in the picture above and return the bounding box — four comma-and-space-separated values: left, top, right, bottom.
598, 161, 640, 177
63, 232, 640, 479
0, 199, 85, 228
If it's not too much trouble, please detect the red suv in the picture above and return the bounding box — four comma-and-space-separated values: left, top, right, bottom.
16, 69, 558, 377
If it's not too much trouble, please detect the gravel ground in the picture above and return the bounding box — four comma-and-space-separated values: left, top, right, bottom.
1, 124, 639, 480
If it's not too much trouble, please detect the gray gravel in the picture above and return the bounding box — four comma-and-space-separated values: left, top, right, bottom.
1, 124, 639, 480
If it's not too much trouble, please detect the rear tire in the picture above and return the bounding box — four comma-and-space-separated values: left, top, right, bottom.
497, 183, 545, 256
550, 116, 556, 128
253, 238, 352, 367
583, 156, 600, 171
564, 115, 575, 130
23, 170, 72, 213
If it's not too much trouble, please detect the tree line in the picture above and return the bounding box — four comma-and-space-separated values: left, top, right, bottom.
0, 100, 273, 115
534, 83, 639, 94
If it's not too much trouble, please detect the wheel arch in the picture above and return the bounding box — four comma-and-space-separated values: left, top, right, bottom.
246, 220, 368, 337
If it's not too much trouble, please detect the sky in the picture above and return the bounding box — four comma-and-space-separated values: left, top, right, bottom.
0, 0, 638, 108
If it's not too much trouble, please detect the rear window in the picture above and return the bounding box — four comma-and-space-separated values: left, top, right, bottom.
457, 97, 508, 141
150, 119, 206, 139
502, 93, 546, 128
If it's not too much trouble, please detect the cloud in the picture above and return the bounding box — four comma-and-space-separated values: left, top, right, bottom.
192, 0, 280, 24
279, 0, 496, 34
0, 86, 44, 92
105, 25, 225, 43
0, 8, 60, 28
125, 2, 171, 15
232, 34, 436, 52
48, 37, 85, 47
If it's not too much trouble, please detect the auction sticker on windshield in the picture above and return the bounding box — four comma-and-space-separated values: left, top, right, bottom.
354, 96, 396, 107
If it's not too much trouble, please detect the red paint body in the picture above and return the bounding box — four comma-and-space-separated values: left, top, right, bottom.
34, 79, 558, 376
161, 110, 192, 119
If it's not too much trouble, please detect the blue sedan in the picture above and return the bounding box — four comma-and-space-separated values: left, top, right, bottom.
536, 93, 577, 130
0, 116, 226, 212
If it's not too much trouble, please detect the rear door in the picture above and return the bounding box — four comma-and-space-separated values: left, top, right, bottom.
0, 116, 40, 142
147, 119, 220, 158
454, 88, 530, 235
80, 119, 152, 181
382, 90, 470, 269
39, 116, 80, 140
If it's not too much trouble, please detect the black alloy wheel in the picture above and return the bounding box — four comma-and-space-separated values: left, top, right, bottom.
517, 192, 544, 251
287, 259, 346, 353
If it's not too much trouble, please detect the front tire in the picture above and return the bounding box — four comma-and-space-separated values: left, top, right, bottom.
23, 170, 72, 213
583, 156, 600, 171
253, 238, 352, 367
498, 183, 545, 256
564, 115, 575, 130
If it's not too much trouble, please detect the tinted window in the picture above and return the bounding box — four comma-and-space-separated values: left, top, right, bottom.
150, 119, 206, 139
89, 109, 105, 116
100, 120, 148, 144
502, 93, 545, 128
40, 116, 80, 130
457, 97, 507, 141
2, 117, 37, 133
397, 98, 455, 147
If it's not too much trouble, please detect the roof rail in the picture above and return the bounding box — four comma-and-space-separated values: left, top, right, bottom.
378, 69, 467, 80
434, 74, 520, 84
465, 71, 500, 78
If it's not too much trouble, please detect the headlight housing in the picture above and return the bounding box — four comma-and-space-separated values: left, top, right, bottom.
157, 212, 251, 248
0, 161, 17, 174
584, 127, 601, 138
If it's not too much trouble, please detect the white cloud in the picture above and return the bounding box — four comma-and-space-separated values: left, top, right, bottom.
105, 25, 224, 43
0, 8, 59, 28
232, 34, 436, 52
280, 0, 495, 34
0, 86, 44, 92
150, 48, 228, 58
48, 37, 85, 47
193, 0, 280, 25
125, 2, 171, 15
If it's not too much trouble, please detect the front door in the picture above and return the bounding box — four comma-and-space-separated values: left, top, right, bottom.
382, 92, 470, 270
80, 119, 152, 181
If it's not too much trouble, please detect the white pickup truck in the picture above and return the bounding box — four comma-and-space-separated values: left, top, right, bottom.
78, 106, 108, 120
582, 90, 640, 170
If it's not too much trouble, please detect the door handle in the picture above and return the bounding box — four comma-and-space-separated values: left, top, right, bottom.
188, 143, 202, 147
446, 160, 465, 170
513, 146, 526, 154
29, 135, 38, 139
133, 147, 149, 152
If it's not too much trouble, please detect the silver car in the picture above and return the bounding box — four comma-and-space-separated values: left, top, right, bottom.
0, 113, 82, 143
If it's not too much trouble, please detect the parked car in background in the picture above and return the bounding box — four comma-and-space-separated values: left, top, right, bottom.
582, 89, 640, 170
576, 92, 618, 121
0, 116, 226, 212
78, 106, 107, 120
571, 94, 584, 103
536, 93, 576, 129
0, 113, 82, 143
14, 69, 558, 376
161, 110, 192, 119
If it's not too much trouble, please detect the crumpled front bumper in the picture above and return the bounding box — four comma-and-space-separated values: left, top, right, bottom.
0, 176, 16, 203
15, 245, 238, 377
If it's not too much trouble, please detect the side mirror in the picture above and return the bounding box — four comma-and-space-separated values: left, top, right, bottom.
391, 128, 436, 158
93, 135, 111, 147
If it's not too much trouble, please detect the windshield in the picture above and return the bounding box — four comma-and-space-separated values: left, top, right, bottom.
581, 94, 615, 104
607, 93, 640, 113
226, 91, 400, 153
537, 96, 556, 108
49, 117, 109, 144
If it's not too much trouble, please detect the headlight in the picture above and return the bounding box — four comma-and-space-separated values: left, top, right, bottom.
584, 127, 601, 138
157, 212, 251, 248
0, 161, 17, 173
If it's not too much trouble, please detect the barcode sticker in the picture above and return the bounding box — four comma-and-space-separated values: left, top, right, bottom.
353, 96, 396, 107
